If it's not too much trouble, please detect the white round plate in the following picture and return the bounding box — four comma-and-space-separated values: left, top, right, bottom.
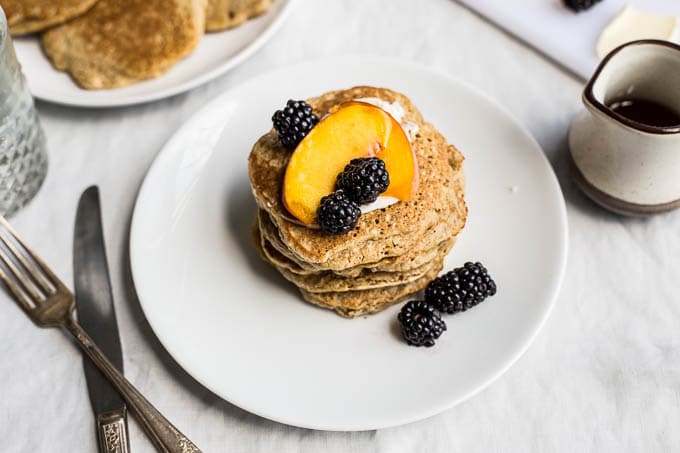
12, 0, 294, 108
130, 57, 568, 431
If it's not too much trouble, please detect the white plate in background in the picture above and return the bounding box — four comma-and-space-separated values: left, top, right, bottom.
13, 0, 294, 108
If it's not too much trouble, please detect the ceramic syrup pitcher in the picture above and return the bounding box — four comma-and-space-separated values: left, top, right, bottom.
569, 40, 680, 215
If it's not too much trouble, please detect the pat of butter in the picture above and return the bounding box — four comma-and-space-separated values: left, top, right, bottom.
596, 5, 679, 59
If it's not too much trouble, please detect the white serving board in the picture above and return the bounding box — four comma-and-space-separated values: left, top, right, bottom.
457, 0, 679, 80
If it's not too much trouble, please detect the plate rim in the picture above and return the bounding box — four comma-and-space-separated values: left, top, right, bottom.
24, 0, 296, 108
130, 56, 569, 431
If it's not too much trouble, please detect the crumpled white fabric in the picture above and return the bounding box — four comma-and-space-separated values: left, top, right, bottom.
2, 0, 679, 451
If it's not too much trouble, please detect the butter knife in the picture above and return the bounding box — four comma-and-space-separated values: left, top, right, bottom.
74, 186, 131, 453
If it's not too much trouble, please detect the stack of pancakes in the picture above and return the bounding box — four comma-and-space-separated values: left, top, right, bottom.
1, 0, 275, 89
249, 86, 467, 318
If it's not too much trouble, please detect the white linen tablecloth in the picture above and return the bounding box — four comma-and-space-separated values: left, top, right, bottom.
2, 0, 679, 451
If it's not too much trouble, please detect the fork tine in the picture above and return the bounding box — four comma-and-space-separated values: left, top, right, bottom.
0, 224, 54, 294
0, 217, 63, 290
0, 239, 46, 303
0, 265, 34, 311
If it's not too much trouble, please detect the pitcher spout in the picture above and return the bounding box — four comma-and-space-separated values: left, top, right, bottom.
584, 39, 680, 135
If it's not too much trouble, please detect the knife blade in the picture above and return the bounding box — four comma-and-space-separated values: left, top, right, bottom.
74, 186, 130, 453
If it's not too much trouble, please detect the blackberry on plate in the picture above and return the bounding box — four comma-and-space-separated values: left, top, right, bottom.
317, 190, 361, 235
398, 301, 447, 347
272, 100, 319, 149
564, 0, 602, 12
425, 262, 497, 314
335, 157, 390, 205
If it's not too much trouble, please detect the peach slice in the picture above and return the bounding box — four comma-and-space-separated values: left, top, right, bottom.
282, 101, 419, 225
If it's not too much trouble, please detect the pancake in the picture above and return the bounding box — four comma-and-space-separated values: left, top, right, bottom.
257, 208, 456, 277
205, 0, 273, 31
248, 86, 467, 272
271, 252, 443, 294
252, 220, 443, 317
2, 0, 99, 35
41, 0, 205, 89
300, 266, 443, 318
254, 220, 446, 293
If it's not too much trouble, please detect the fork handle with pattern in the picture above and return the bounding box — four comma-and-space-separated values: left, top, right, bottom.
65, 317, 201, 453
0, 216, 200, 452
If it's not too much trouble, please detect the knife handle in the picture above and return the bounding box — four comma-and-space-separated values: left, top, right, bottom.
97, 408, 130, 453
65, 317, 201, 453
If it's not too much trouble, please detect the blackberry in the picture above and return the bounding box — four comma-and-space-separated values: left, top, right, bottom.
425, 262, 497, 314
564, 0, 602, 12
397, 301, 447, 347
317, 190, 361, 235
272, 100, 319, 149
335, 157, 390, 205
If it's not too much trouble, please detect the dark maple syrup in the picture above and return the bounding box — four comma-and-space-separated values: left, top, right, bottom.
607, 98, 680, 128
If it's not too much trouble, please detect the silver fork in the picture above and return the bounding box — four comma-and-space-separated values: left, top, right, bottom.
0, 217, 201, 453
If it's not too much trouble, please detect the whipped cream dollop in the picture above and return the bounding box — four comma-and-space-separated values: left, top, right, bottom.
350, 97, 419, 214
353, 97, 420, 142
360, 195, 399, 214
280, 195, 400, 229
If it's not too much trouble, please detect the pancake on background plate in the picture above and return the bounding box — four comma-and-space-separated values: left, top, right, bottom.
205, 0, 274, 31
2, 0, 99, 35
41, 0, 205, 89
